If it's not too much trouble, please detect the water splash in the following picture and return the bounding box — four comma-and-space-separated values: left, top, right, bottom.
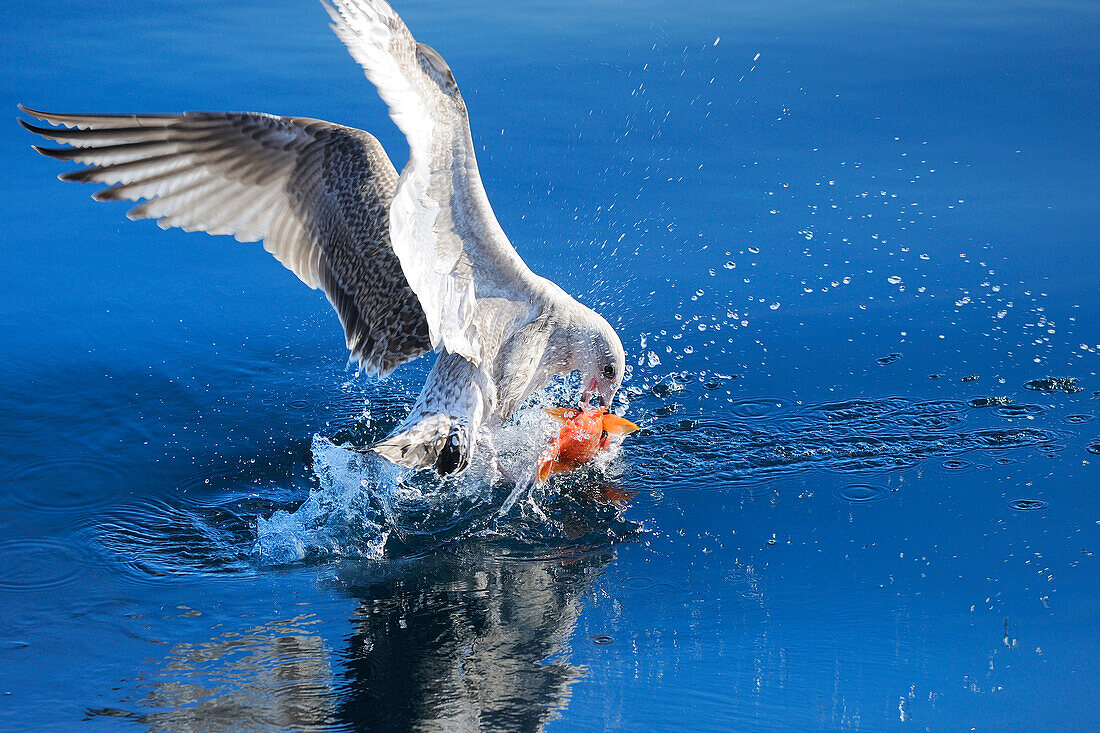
254, 400, 637, 566
254, 438, 399, 565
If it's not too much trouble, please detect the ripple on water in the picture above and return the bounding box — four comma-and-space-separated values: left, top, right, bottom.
729, 397, 792, 419
994, 404, 1043, 420
811, 398, 911, 424
836, 484, 890, 504
630, 394, 1058, 488
617, 575, 680, 599
1065, 414, 1093, 425
85, 499, 260, 582
890, 400, 968, 430
5, 451, 137, 514
1008, 498, 1049, 511
0, 538, 82, 591
1086, 440, 1100, 455
619, 576, 659, 591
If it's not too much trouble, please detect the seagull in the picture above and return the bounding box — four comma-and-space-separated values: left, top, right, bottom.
20, 0, 626, 476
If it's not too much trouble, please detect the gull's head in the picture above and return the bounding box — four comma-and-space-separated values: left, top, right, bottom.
574, 309, 626, 409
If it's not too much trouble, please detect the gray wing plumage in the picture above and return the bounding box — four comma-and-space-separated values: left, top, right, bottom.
20, 107, 430, 375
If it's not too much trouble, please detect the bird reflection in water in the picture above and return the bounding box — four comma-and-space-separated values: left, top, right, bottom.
335, 544, 616, 731
90, 482, 633, 732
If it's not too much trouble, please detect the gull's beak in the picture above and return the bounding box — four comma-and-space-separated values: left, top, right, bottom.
583, 376, 602, 407
583, 375, 616, 408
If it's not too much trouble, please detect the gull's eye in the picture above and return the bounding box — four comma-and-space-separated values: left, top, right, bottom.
602, 364, 617, 381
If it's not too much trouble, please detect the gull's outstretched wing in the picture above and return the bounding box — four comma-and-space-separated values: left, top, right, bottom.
324, 0, 539, 365
20, 107, 430, 375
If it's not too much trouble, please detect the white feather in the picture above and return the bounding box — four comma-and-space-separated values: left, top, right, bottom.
324, 0, 538, 364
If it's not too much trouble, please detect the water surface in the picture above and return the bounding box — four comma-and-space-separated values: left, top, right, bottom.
1, 0, 1098, 730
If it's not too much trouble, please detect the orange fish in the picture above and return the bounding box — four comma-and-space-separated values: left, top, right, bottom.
536, 404, 640, 482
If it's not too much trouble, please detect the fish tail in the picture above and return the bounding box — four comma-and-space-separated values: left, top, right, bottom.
602, 414, 641, 435
537, 457, 572, 482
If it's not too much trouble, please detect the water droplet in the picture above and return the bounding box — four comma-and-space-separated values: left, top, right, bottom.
729, 397, 790, 418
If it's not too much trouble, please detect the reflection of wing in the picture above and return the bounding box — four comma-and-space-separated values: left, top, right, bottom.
324, 0, 539, 365
90, 615, 337, 730
20, 107, 429, 376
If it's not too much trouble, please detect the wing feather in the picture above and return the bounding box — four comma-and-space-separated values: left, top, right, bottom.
21, 106, 430, 375
324, 0, 539, 364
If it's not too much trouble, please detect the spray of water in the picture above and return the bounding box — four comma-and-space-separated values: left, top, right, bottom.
253, 382, 636, 565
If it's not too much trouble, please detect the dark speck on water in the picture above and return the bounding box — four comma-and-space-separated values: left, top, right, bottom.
1024, 377, 1084, 394
968, 396, 1012, 408
3, 0, 1098, 730
1008, 498, 1049, 512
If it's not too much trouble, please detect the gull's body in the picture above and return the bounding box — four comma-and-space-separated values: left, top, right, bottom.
21, 0, 625, 475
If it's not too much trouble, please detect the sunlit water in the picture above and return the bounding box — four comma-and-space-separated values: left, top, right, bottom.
1, 0, 1098, 731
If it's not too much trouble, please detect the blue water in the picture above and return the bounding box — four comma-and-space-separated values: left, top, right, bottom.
2, 0, 1098, 730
